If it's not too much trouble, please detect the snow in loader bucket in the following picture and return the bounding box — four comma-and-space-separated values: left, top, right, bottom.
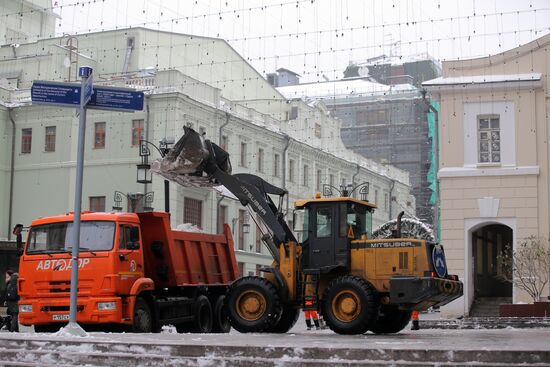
151, 127, 232, 187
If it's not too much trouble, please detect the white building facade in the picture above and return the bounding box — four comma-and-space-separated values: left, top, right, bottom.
0, 6, 414, 276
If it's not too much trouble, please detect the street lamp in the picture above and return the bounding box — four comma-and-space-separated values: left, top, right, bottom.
136, 163, 152, 184
137, 138, 174, 213
113, 191, 154, 212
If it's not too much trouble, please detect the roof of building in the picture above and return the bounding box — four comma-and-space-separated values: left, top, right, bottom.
423, 73, 542, 86
276, 68, 301, 77
277, 77, 417, 100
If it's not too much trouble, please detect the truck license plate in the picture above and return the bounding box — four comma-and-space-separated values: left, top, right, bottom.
52, 314, 70, 321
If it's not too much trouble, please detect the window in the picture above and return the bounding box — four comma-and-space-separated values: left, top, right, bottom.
384, 193, 388, 211
289, 159, 295, 182
21, 128, 32, 154
256, 264, 262, 276
238, 262, 245, 277
478, 115, 500, 163
316, 169, 322, 191
356, 109, 387, 125
314, 123, 322, 138
44, 126, 56, 152
220, 135, 228, 151
184, 197, 202, 228
273, 154, 280, 177
94, 122, 106, 149
329, 174, 334, 186
303, 164, 309, 186
258, 148, 264, 172
288, 106, 298, 120
89, 196, 106, 212
119, 225, 139, 250
316, 208, 332, 238
240, 142, 247, 167
131, 119, 144, 147
218, 205, 227, 234
238, 209, 246, 250
374, 190, 379, 205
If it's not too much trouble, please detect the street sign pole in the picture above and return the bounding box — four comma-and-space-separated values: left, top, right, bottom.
67, 66, 93, 335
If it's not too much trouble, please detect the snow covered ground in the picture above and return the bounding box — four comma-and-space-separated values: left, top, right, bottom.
1, 313, 549, 366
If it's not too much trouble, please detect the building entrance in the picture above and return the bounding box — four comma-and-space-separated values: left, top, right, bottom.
472, 224, 513, 298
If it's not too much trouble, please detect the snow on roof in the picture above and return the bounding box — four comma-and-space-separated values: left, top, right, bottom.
277, 78, 416, 100
423, 73, 542, 86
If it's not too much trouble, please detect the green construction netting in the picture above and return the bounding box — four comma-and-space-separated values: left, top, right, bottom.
427, 101, 439, 205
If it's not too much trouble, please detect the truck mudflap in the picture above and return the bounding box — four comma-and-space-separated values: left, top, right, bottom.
389, 276, 463, 308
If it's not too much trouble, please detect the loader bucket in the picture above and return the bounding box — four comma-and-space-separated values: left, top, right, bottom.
151, 127, 232, 187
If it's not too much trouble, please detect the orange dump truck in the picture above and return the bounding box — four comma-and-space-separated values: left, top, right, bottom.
17, 211, 239, 333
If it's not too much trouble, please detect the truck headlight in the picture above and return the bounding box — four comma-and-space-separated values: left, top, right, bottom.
19, 304, 32, 313
97, 302, 116, 311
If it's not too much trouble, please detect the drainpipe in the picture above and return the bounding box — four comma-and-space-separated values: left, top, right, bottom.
351, 164, 360, 198
7, 108, 16, 241
216, 113, 231, 232
389, 179, 395, 220
282, 134, 291, 217
144, 96, 150, 195
218, 112, 230, 145
216, 195, 225, 233
421, 89, 439, 241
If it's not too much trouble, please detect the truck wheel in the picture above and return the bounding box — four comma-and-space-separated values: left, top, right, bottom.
132, 297, 153, 333
192, 295, 213, 333
369, 305, 412, 334
264, 307, 300, 333
212, 295, 231, 333
226, 276, 281, 333
322, 276, 379, 335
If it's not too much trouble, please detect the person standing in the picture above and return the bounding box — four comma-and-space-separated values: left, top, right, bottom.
411, 310, 420, 331
304, 300, 321, 330
5, 270, 19, 332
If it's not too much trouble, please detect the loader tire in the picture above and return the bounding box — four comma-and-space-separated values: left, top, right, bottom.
132, 297, 153, 333
265, 307, 300, 333
212, 295, 231, 333
192, 295, 213, 333
369, 305, 412, 334
226, 276, 281, 333
322, 276, 379, 335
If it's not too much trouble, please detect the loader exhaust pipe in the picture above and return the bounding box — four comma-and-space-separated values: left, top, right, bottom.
393, 211, 405, 238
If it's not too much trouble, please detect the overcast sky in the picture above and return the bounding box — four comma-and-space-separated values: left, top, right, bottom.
54, 0, 550, 82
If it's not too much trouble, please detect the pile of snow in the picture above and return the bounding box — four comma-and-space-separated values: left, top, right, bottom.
372, 217, 435, 242
175, 223, 205, 233
161, 325, 178, 334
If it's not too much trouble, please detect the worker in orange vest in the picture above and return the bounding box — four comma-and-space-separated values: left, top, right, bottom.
304, 300, 321, 330
411, 310, 420, 330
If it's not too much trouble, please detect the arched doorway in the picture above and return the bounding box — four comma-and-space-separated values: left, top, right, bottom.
470, 224, 513, 316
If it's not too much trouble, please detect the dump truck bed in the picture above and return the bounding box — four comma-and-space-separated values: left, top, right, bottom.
138, 212, 239, 288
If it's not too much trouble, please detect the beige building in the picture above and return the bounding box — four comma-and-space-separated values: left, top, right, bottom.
424, 34, 550, 316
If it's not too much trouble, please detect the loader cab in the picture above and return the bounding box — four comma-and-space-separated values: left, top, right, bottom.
294, 197, 375, 273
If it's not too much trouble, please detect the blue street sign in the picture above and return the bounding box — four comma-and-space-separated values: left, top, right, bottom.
79, 66, 93, 78
82, 75, 93, 106
32, 81, 144, 111
31, 81, 81, 107
432, 246, 447, 278
88, 86, 144, 111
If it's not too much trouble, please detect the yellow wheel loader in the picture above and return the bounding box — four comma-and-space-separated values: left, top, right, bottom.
152, 127, 463, 335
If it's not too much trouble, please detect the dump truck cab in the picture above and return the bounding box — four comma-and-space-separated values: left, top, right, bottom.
19, 211, 145, 328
